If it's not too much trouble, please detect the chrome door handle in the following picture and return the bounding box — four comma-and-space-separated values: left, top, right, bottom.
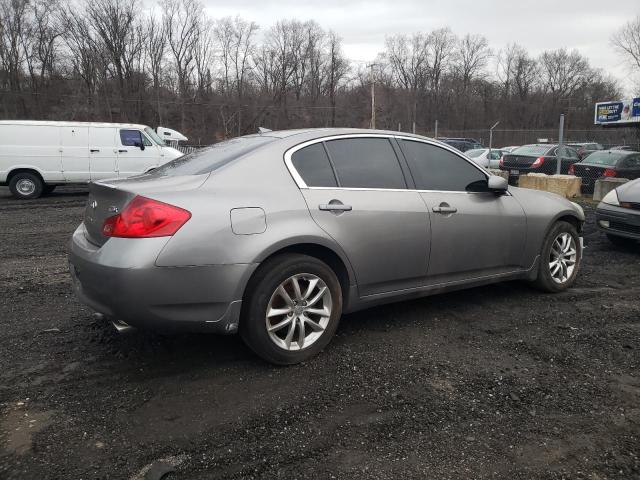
433, 206, 457, 214
319, 204, 352, 212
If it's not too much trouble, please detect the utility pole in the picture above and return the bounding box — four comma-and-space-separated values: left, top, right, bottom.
368, 63, 378, 129
489, 121, 500, 168
557, 113, 565, 175
434, 119, 438, 139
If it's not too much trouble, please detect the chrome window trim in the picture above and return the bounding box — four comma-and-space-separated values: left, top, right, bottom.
283, 133, 493, 195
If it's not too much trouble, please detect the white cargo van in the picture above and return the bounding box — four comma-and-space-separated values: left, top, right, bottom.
0, 121, 186, 199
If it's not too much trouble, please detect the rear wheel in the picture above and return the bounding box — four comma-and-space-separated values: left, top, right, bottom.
9, 172, 43, 199
533, 221, 581, 292
240, 253, 342, 365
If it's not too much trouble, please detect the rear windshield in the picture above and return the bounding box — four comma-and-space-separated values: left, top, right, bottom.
151, 136, 274, 176
511, 145, 551, 156
581, 151, 624, 166
465, 149, 485, 158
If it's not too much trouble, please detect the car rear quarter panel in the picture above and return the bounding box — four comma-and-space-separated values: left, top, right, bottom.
153, 142, 355, 284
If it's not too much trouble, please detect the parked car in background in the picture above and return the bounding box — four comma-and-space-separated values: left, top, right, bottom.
569, 150, 640, 193
596, 177, 640, 246
499, 144, 580, 177
568, 142, 604, 160
611, 145, 636, 152
465, 148, 504, 168
501, 146, 520, 153
440, 138, 483, 152
0, 121, 185, 199
69, 128, 585, 365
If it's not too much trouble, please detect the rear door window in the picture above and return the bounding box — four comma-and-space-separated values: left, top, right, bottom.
399, 140, 488, 192
291, 143, 337, 187
324, 137, 406, 189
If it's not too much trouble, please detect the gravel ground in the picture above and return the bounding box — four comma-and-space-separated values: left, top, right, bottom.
0, 185, 639, 479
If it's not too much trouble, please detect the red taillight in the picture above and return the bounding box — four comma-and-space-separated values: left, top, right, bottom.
568, 164, 575, 175
499, 156, 504, 167
531, 156, 545, 168
603, 168, 617, 177
102, 195, 191, 238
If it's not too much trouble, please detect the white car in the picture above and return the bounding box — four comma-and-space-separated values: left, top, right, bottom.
465, 148, 504, 169
0, 121, 185, 199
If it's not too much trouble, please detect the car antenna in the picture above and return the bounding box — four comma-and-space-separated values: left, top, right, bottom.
258, 127, 272, 134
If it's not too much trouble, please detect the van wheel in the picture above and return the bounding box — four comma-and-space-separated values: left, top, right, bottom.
43, 184, 56, 195
240, 253, 342, 365
9, 172, 43, 199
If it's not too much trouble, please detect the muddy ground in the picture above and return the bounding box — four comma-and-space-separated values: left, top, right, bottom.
0, 186, 639, 479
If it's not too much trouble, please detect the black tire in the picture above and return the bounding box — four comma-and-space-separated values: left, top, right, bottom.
9, 172, 43, 199
606, 234, 636, 247
42, 184, 56, 195
240, 253, 343, 365
533, 221, 581, 293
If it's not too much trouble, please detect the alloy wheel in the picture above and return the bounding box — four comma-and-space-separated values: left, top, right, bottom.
265, 273, 332, 351
548, 232, 577, 284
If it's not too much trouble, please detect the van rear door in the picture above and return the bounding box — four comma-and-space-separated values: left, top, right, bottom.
88, 127, 117, 181
60, 126, 89, 182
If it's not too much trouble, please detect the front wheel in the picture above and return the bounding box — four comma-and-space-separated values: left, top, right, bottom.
240, 254, 342, 365
533, 221, 581, 292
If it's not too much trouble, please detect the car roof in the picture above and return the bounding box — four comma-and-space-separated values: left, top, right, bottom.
247, 127, 437, 143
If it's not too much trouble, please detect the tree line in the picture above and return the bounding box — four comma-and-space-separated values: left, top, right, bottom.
0, 0, 636, 144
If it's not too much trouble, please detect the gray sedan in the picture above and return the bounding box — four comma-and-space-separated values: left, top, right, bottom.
69, 128, 585, 364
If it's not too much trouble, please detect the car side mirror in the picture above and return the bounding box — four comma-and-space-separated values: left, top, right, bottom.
488, 175, 508, 193
134, 141, 145, 151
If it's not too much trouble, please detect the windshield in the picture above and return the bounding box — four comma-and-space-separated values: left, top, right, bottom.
512, 145, 551, 156
144, 127, 165, 146
581, 151, 624, 166
151, 135, 275, 176
466, 149, 485, 158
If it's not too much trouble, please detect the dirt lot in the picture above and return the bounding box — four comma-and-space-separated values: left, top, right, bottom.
0, 186, 639, 479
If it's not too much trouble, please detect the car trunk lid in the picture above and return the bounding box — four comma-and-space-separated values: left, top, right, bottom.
83, 174, 208, 247
501, 154, 540, 168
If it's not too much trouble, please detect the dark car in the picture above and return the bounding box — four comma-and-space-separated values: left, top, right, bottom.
596, 178, 640, 246
611, 145, 636, 152
499, 144, 581, 177
568, 142, 604, 160
569, 150, 640, 193
440, 138, 483, 152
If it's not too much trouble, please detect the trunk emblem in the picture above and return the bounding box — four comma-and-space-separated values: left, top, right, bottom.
90, 200, 98, 209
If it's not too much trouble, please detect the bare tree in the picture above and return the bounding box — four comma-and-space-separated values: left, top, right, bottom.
539, 48, 590, 100
324, 31, 348, 126
146, 13, 166, 123
427, 27, 457, 110
611, 15, 640, 89
162, 0, 202, 130
384, 33, 429, 128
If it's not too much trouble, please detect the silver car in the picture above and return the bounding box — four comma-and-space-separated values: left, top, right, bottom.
69, 128, 585, 364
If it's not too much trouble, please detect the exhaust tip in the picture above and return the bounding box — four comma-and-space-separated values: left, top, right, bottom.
111, 318, 136, 333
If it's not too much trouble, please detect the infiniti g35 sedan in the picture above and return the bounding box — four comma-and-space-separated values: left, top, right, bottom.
69, 128, 585, 364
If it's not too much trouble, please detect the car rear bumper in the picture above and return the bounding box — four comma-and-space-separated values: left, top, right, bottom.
68, 223, 258, 333
595, 202, 640, 240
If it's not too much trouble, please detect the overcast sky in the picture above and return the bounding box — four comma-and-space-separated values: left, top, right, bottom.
201, 0, 639, 95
